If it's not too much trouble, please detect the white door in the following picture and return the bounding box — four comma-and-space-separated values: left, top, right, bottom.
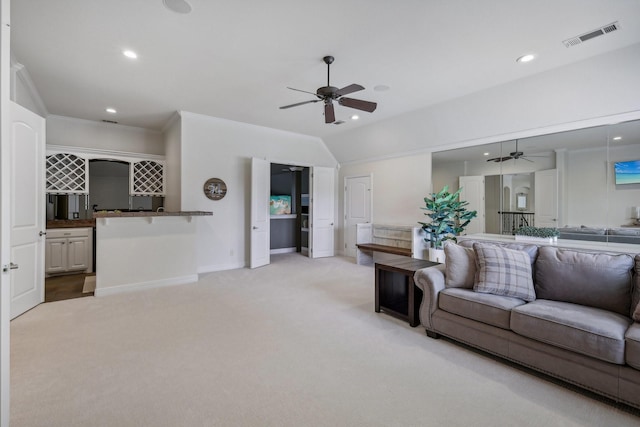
250, 157, 270, 268
344, 175, 371, 258
0, 0, 10, 421
10, 102, 45, 319
310, 166, 335, 258
535, 169, 558, 227
459, 175, 485, 235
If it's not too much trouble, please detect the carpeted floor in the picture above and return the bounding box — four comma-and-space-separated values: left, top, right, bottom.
10, 254, 640, 426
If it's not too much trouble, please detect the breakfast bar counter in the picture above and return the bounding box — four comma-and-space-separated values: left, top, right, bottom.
92, 211, 212, 296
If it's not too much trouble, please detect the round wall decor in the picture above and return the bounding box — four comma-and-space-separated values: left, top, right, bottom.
203, 178, 227, 200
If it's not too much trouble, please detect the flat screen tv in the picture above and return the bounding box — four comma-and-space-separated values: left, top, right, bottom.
614, 160, 640, 185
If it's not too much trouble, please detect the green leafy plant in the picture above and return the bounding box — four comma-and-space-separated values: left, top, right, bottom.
515, 226, 559, 238
419, 186, 478, 249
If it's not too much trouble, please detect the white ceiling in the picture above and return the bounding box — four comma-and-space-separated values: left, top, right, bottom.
10, 1, 640, 139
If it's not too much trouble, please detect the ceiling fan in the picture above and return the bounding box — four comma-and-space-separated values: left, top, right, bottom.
279, 56, 377, 124
486, 140, 547, 163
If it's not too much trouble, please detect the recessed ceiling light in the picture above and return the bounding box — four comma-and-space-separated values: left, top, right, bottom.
613, 136, 622, 141
374, 85, 390, 92
516, 54, 536, 63
351, 115, 359, 120
163, 0, 192, 14
123, 50, 138, 59
106, 108, 117, 114
483, 152, 490, 156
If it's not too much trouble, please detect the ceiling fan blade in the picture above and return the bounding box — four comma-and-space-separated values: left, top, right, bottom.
286, 87, 320, 97
486, 156, 513, 163
324, 102, 335, 124
279, 99, 320, 109
338, 97, 377, 113
335, 83, 364, 96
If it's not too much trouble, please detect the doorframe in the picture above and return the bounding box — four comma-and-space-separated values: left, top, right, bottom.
343, 173, 373, 257
1, 0, 11, 423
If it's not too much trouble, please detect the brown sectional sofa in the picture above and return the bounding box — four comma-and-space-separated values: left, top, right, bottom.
414, 239, 640, 409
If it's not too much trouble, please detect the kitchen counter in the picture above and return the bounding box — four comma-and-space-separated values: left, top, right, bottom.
93, 211, 212, 218
47, 219, 96, 229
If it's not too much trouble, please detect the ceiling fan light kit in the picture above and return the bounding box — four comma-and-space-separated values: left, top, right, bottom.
280, 56, 377, 124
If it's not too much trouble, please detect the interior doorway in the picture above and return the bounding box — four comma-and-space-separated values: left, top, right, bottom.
344, 175, 372, 258
270, 163, 310, 257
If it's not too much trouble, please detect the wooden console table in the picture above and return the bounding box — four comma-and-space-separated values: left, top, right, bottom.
375, 258, 439, 327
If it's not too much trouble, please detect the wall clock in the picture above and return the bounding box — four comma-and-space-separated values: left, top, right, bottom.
203, 178, 227, 200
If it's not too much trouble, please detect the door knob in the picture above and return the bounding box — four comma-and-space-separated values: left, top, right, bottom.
39, 231, 47, 236
2, 262, 19, 273
252, 226, 258, 230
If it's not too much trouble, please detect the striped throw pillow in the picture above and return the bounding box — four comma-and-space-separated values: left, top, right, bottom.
473, 242, 536, 302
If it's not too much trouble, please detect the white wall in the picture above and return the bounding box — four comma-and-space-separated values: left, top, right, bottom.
46, 115, 164, 155
176, 111, 337, 272
338, 153, 431, 254
324, 44, 640, 164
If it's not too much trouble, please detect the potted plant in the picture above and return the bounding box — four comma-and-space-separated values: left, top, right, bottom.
514, 226, 559, 244
419, 186, 478, 262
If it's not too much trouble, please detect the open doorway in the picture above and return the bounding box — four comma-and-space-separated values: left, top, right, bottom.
270, 163, 310, 256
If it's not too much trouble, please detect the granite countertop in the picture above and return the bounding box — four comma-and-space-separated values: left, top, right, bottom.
93, 211, 212, 218
46, 219, 96, 229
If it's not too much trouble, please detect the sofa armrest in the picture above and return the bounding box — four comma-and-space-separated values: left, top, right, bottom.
413, 264, 446, 331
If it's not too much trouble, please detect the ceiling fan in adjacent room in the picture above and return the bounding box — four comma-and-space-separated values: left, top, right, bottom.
279, 56, 377, 124
486, 140, 548, 163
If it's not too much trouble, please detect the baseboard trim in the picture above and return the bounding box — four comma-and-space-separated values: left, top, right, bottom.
94, 274, 198, 297
197, 261, 245, 275
270, 247, 296, 254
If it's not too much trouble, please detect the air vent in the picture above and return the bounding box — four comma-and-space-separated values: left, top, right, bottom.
333, 120, 346, 125
102, 119, 118, 124
563, 21, 620, 47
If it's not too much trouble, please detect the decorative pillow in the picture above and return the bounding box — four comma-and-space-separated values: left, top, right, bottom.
535, 246, 634, 316
444, 242, 475, 289
632, 255, 640, 321
472, 242, 536, 302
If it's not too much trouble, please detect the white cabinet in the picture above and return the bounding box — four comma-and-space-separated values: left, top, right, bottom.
45, 228, 93, 275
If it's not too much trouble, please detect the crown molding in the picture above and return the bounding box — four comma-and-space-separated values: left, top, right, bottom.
10, 54, 48, 117
46, 144, 165, 162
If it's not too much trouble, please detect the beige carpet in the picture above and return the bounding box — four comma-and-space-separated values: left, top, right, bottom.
10, 254, 640, 426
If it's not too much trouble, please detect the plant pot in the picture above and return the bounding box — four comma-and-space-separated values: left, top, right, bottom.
514, 235, 557, 244
428, 248, 446, 263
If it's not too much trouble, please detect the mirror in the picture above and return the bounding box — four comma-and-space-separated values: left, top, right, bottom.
516, 193, 527, 211
432, 119, 640, 245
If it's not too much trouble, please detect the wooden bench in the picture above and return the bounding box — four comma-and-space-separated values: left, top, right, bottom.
355, 223, 429, 265
356, 243, 412, 257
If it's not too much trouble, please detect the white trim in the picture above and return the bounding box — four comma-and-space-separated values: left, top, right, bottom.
270, 247, 296, 254
46, 144, 166, 162
94, 274, 198, 297
10, 56, 48, 117
197, 261, 246, 274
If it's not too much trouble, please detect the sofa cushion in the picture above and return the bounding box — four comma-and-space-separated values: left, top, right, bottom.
624, 323, 640, 369
632, 255, 640, 321
439, 288, 526, 330
609, 227, 640, 236
512, 300, 632, 364
625, 323, 640, 370
444, 242, 475, 289
473, 243, 536, 302
534, 246, 634, 316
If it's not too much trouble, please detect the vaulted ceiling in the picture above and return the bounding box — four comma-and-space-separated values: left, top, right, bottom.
10, 1, 640, 139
